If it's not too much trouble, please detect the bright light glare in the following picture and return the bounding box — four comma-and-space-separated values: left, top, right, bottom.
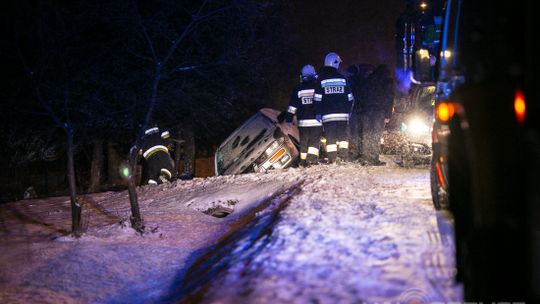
514, 89, 526, 125
408, 118, 430, 134
440, 50, 452, 59
436, 102, 455, 122
418, 49, 430, 59
121, 166, 130, 178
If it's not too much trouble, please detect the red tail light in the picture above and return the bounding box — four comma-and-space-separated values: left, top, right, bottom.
435, 162, 445, 187
514, 89, 526, 125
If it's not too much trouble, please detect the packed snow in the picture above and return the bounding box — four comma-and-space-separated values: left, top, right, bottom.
191, 157, 462, 303
0, 156, 462, 303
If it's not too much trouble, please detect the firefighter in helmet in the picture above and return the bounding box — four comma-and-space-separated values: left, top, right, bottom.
139, 126, 177, 185
314, 52, 355, 163
286, 64, 322, 167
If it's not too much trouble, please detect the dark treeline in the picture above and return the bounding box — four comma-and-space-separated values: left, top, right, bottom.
0, 0, 296, 201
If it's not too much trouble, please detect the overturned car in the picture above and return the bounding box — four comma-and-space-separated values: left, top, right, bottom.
215, 108, 300, 175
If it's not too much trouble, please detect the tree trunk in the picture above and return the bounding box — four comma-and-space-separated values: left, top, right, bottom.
107, 141, 120, 186
181, 119, 195, 177
88, 140, 103, 193
127, 146, 144, 233
66, 128, 82, 237
124, 65, 161, 234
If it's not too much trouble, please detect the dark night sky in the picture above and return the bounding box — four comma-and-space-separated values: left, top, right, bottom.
287, 0, 405, 74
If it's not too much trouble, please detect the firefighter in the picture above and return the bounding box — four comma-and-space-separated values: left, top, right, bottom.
286, 64, 322, 167
139, 126, 176, 185
359, 64, 394, 166
314, 52, 355, 164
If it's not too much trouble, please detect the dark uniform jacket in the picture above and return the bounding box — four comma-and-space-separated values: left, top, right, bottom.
141, 128, 168, 159
286, 78, 322, 127
313, 66, 355, 123
140, 127, 175, 183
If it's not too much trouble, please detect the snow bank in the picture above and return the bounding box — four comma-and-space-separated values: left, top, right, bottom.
0, 157, 462, 303
0, 173, 299, 303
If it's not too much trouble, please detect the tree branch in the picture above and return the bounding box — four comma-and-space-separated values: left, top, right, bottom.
193, 4, 233, 22
123, 42, 154, 62
161, 0, 210, 67
172, 60, 225, 73
132, 0, 158, 62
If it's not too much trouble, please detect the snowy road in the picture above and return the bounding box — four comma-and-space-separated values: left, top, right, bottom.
185, 158, 462, 303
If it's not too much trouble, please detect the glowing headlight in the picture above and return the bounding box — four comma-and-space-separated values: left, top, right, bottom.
406, 118, 430, 134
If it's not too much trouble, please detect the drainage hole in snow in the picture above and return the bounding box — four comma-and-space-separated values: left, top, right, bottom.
201, 199, 239, 218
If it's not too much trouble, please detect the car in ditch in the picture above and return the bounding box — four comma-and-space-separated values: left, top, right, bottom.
214, 108, 300, 175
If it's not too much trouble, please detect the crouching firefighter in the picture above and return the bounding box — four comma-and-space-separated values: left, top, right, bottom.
139, 126, 177, 185
286, 64, 322, 167
314, 52, 354, 163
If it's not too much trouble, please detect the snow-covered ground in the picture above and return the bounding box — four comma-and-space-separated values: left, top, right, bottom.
0, 156, 462, 303
190, 157, 462, 303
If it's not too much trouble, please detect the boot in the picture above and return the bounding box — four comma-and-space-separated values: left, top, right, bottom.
338, 148, 350, 163
327, 151, 337, 164
306, 154, 319, 166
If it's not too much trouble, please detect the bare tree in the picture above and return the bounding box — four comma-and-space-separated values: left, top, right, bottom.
124, 0, 234, 232
16, 51, 83, 236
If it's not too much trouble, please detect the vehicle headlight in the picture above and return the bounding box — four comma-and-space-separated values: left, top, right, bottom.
404, 118, 430, 135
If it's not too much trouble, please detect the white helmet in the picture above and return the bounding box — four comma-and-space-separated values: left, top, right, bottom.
324, 52, 342, 68
301, 64, 316, 78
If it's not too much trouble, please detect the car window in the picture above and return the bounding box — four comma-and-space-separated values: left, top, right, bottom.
240, 136, 250, 147
232, 136, 240, 149
244, 129, 268, 152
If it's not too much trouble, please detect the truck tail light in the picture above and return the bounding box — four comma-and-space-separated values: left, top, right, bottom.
514, 89, 526, 125
436, 102, 455, 123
